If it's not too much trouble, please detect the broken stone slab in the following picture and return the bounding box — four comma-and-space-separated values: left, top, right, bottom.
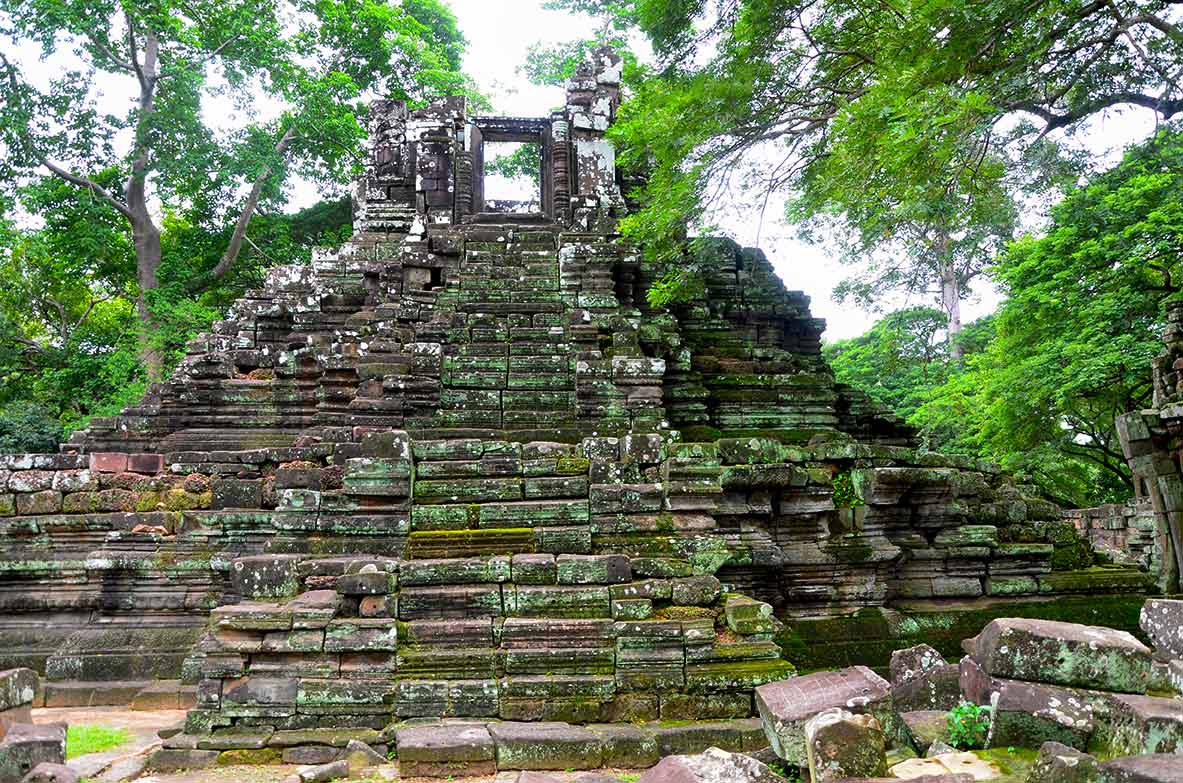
1097, 754, 1183, 783
804, 708, 887, 783
144, 748, 219, 773
1026, 741, 1100, 783
900, 711, 949, 755
891, 644, 947, 687
987, 679, 1096, 751
343, 739, 386, 772
487, 722, 602, 771
1103, 693, 1183, 755
1140, 599, 1183, 660
966, 618, 1152, 693
0, 671, 37, 715
0, 724, 65, 783
292, 760, 349, 783
636, 747, 782, 783
889, 752, 1000, 781
755, 666, 892, 765
394, 722, 496, 778
18, 764, 77, 783
959, 655, 1000, 706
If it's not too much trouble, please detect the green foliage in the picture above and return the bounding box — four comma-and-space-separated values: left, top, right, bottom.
0, 402, 63, 454
946, 701, 991, 750
606, 0, 1179, 304
66, 724, 132, 759
829, 128, 1183, 505
521, 1, 646, 92
831, 472, 864, 509
485, 143, 542, 188
825, 307, 952, 422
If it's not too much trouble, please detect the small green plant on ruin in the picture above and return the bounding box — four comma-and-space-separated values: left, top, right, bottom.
946, 701, 991, 750
66, 725, 132, 759
831, 471, 864, 509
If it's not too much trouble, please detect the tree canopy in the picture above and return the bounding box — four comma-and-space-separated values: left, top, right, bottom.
0, 0, 471, 376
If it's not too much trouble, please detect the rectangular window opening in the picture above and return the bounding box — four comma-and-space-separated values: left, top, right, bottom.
482, 140, 542, 214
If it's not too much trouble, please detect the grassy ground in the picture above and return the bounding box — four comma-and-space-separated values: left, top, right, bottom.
66, 725, 133, 759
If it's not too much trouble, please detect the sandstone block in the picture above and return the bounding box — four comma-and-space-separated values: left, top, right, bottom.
804, 708, 888, 783
967, 618, 1152, 693
18, 763, 76, 783
488, 722, 601, 771
755, 666, 892, 765
395, 722, 495, 778
988, 679, 1095, 750
1140, 599, 1183, 660
1027, 741, 1099, 783
671, 575, 721, 606
0, 724, 64, 783
145, 749, 219, 773
1097, 754, 1183, 782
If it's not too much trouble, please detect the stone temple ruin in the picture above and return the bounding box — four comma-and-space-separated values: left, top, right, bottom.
0, 47, 1169, 778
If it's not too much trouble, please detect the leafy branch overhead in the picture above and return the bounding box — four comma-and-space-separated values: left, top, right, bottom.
0, 0, 473, 378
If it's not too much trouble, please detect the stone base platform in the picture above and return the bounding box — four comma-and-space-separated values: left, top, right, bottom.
155, 718, 768, 778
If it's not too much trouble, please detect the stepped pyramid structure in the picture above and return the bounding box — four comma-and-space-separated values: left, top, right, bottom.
0, 49, 1153, 741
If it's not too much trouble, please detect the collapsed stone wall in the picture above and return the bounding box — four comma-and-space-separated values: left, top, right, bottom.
1066, 500, 1160, 573
0, 48, 1153, 721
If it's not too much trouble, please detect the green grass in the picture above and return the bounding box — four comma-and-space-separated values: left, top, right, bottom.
66, 725, 132, 759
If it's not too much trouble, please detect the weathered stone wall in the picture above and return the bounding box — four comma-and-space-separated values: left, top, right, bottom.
1065, 501, 1160, 574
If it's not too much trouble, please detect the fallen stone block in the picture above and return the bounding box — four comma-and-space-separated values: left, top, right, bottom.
900, 710, 949, 755
1103, 693, 1183, 755
755, 666, 892, 765
343, 739, 385, 772
988, 679, 1095, 750
294, 759, 348, 783
0, 724, 65, 783
394, 722, 495, 778
488, 722, 602, 771
966, 618, 1152, 693
804, 708, 887, 783
515, 774, 563, 783
895, 663, 962, 712
636, 747, 782, 783
1140, 599, 1183, 661
1097, 754, 1183, 782
0, 672, 37, 741
282, 747, 339, 765
1026, 741, 1099, 783
17, 764, 76, 783
891, 644, 947, 687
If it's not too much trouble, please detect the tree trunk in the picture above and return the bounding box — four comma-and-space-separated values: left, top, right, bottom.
130, 209, 164, 381
937, 241, 963, 360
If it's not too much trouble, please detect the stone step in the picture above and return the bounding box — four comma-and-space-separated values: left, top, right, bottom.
398, 584, 504, 619
405, 528, 536, 558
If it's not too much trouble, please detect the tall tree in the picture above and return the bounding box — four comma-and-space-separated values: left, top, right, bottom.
610, 0, 1183, 312
0, 0, 470, 377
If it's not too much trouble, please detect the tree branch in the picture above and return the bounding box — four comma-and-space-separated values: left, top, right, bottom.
192, 124, 298, 291
41, 160, 134, 220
